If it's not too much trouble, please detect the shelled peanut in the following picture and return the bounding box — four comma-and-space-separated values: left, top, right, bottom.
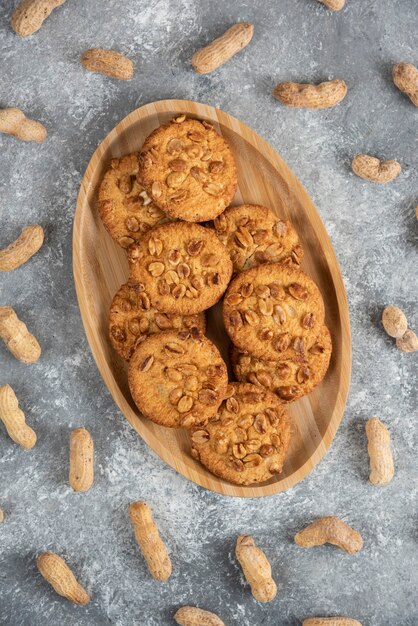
366, 417, 394, 486
81, 49, 134, 80
352, 155, 401, 183
174, 606, 225, 626
382, 306, 418, 353
69, 428, 94, 492
273, 79, 347, 108
0, 384, 37, 449
128, 501, 172, 581
392, 62, 418, 106
192, 23, 254, 74
235, 535, 277, 602
0, 307, 41, 364
294, 516, 363, 553
11, 0, 66, 37
302, 617, 361, 626
317, 0, 346, 10
0, 108, 47, 143
0, 225, 44, 272
36, 552, 90, 605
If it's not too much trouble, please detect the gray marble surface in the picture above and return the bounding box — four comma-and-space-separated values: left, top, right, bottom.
0, 1, 417, 624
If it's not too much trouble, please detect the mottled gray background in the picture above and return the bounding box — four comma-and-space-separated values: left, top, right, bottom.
0, 0, 417, 624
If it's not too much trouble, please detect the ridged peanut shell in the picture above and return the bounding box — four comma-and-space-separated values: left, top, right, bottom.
11, 0, 66, 37
352, 154, 401, 183
192, 23, 254, 74
0, 225, 44, 271
273, 80, 347, 108
393, 62, 418, 106
0, 384, 37, 449
0, 307, 41, 364
36, 552, 90, 605
81, 49, 134, 80
174, 606, 225, 626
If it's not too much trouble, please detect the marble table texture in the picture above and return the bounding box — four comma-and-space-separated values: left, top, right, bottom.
0, 0, 417, 625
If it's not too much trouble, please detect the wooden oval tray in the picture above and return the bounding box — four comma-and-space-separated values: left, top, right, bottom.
73, 99, 351, 497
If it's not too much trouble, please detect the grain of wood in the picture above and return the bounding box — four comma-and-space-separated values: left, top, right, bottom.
11, 0, 66, 37
0, 384, 37, 449
392, 62, 418, 106
73, 99, 352, 498
366, 417, 394, 485
81, 49, 134, 80
0, 306, 41, 364
273, 80, 347, 108
192, 23, 254, 74
352, 154, 401, 183
128, 501, 172, 580
295, 516, 363, 553
36, 552, 90, 605
0, 108, 47, 143
0, 225, 44, 272
69, 428, 94, 492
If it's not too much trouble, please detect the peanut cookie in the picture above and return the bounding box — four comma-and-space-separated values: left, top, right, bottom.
128, 221, 233, 315
223, 263, 325, 360
214, 204, 303, 272
97, 152, 170, 247
232, 325, 332, 402
189, 382, 291, 485
138, 116, 237, 222
109, 281, 206, 361
128, 328, 228, 428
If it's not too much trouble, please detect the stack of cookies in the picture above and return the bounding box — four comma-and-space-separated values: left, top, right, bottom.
98, 114, 331, 486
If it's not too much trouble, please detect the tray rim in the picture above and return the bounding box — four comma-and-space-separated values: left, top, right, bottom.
72, 98, 352, 498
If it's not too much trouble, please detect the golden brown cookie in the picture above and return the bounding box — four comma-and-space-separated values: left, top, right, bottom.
223, 262, 325, 360
231, 325, 332, 402
138, 116, 237, 221
128, 328, 228, 428
108, 281, 206, 361
97, 152, 170, 247
189, 382, 291, 485
214, 204, 303, 272
128, 221, 233, 315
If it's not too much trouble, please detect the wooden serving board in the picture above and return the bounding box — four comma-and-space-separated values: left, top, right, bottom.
73, 99, 351, 498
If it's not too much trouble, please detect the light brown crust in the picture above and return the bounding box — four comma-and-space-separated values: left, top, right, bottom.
109, 281, 206, 361
213, 204, 303, 272
97, 153, 170, 248
223, 263, 325, 360
128, 328, 228, 429
128, 221, 233, 315
138, 116, 237, 222
189, 382, 291, 485
232, 325, 332, 402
